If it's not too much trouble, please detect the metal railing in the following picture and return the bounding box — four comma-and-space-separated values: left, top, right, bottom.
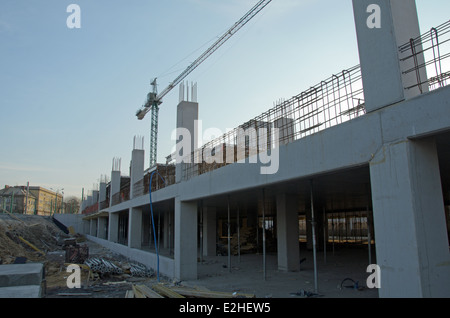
179, 65, 365, 181
399, 19, 450, 93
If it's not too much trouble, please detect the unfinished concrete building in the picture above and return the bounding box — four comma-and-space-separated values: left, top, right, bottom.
58, 1, 450, 297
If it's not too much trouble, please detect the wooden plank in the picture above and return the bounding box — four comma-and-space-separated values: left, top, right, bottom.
152, 284, 185, 298
57, 293, 92, 296
125, 290, 135, 298
135, 285, 164, 298
18, 236, 45, 255
170, 287, 255, 298
132, 285, 146, 298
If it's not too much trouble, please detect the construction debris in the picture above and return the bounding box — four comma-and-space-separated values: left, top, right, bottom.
170, 286, 255, 298
65, 244, 89, 264
0, 214, 69, 264
290, 289, 323, 298
18, 236, 45, 256
84, 257, 124, 276
129, 262, 155, 277
125, 283, 256, 299
83, 257, 154, 278
151, 283, 185, 298
133, 284, 164, 298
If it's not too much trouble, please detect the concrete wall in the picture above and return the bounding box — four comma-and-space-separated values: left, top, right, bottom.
53, 213, 84, 234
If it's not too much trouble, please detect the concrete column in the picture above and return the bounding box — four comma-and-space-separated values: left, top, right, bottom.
370, 138, 450, 297
352, 0, 427, 112
274, 117, 295, 146
108, 212, 119, 243
130, 149, 145, 198
89, 219, 97, 237
97, 217, 107, 239
276, 193, 300, 271
175, 101, 199, 183
92, 190, 99, 204
128, 207, 143, 249
87, 195, 93, 207
110, 170, 121, 207
163, 210, 173, 249
203, 207, 217, 257
174, 198, 198, 280
82, 220, 90, 235
99, 182, 107, 206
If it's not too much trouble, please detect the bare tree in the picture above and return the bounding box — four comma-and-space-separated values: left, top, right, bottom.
64, 196, 81, 214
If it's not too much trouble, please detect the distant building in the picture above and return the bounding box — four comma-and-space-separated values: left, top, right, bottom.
29, 187, 63, 216
0, 185, 63, 216
0, 185, 36, 214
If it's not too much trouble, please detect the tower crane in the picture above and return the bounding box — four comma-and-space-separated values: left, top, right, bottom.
136, 0, 273, 168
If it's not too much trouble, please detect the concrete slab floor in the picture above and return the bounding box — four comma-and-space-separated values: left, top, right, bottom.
53, 239, 378, 298
183, 246, 379, 298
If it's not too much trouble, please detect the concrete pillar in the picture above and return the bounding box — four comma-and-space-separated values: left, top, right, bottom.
128, 207, 143, 249
97, 217, 107, 239
352, 0, 427, 112
108, 212, 119, 243
276, 193, 300, 271
110, 170, 121, 207
175, 101, 199, 183
370, 138, 450, 297
89, 219, 97, 237
130, 149, 145, 198
99, 182, 107, 205
163, 210, 173, 249
174, 198, 197, 280
203, 207, 217, 257
87, 195, 93, 207
92, 190, 99, 204
82, 220, 90, 235
274, 117, 295, 146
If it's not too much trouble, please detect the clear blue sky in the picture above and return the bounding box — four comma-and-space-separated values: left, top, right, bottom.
0, 0, 448, 198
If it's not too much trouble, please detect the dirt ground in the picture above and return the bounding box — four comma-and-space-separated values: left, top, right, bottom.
0, 214, 66, 265
0, 214, 378, 298
0, 214, 157, 298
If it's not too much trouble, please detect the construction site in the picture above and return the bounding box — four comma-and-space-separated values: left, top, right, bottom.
1, 0, 450, 300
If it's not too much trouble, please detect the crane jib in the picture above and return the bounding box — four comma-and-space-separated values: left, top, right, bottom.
137, 0, 272, 115
136, 0, 273, 167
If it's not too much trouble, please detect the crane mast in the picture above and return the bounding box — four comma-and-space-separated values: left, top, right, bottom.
136, 0, 272, 168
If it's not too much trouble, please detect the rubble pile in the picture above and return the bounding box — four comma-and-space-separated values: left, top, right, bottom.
0, 214, 69, 264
